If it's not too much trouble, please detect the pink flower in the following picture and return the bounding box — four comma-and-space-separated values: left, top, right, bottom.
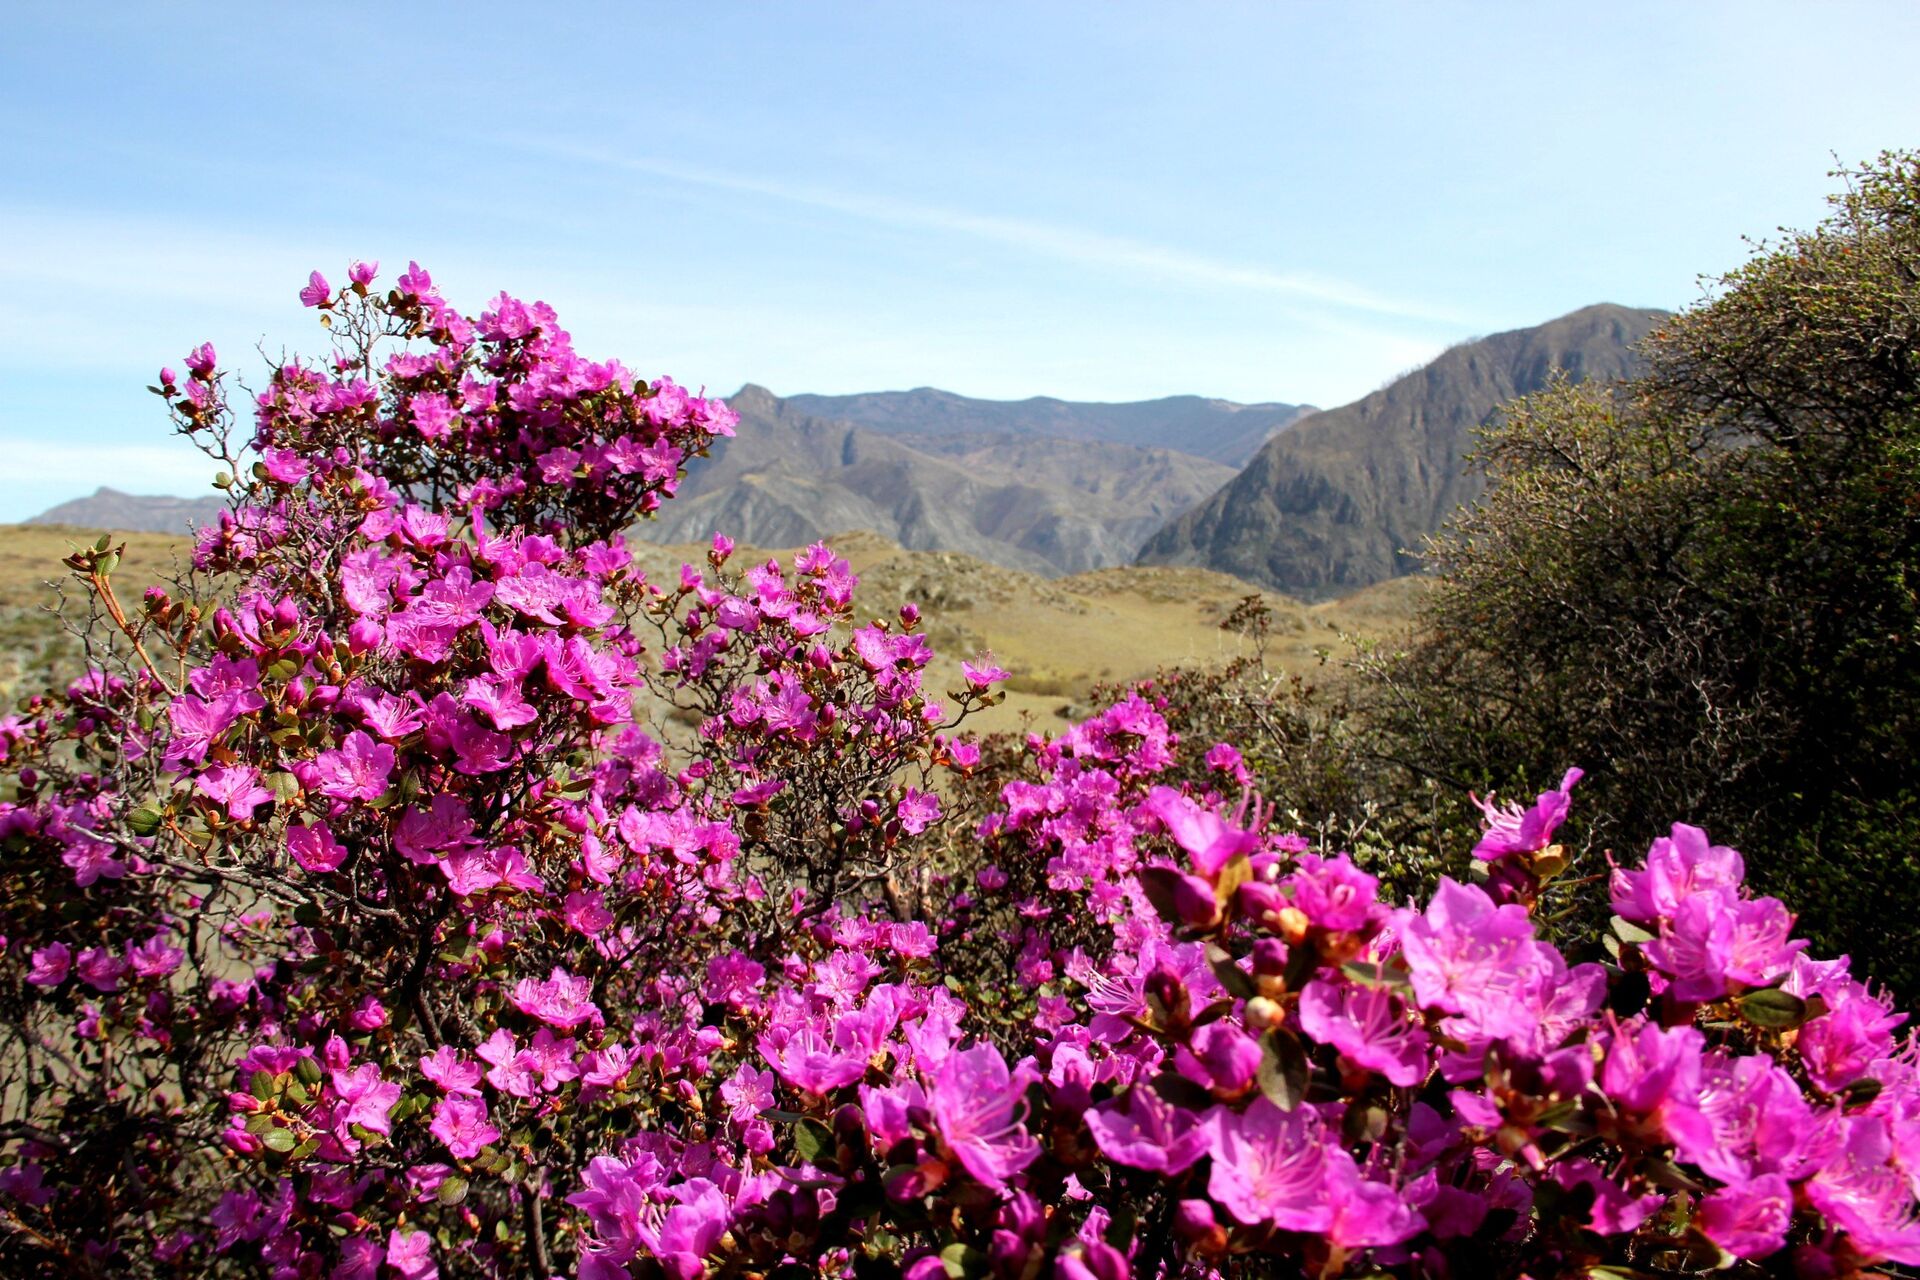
1644, 888, 1805, 1002
926, 1043, 1039, 1192
331, 1063, 401, 1135
1610, 822, 1746, 923
287, 821, 349, 873
509, 967, 602, 1030
1286, 852, 1379, 932
1698, 1174, 1793, 1259
1205, 1097, 1332, 1232
1298, 977, 1431, 1086
1470, 767, 1581, 861
385, 1227, 438, 1280
127, 935, 184, 978
299, 270, 331, 308
420, 1046, 484, 1096
1600, 1020, 1714, 1151
75, 946, 127, 992
1174, 1021, 1263, 1095
1398, 878, 1546, 1041
1143, 787, 1261, 877
348, 259, 378, 287
195, 764, 275, 821
1084, 1086, 1211, 1174
563, 889, 614, 935
26, 942, 70, 986
897, 788, 941, 835
429, 1096, 500, 1159
720, 1063, 776, 1123
961, 659, 1009, 688
759, 1026, 864, 1096
310, 731, 394, 802
1546, 1158, 1665, 1235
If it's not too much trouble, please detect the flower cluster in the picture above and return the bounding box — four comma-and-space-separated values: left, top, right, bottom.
1, 266, 1916, 1280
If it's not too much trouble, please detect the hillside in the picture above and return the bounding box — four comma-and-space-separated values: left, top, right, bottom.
1137, 304, 1667, 598
0, 524, 1419, 733
778, 387, 1316, 467
630, 386, 1243, 575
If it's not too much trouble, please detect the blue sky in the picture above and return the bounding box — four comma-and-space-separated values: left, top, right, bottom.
3, 2, 1918, 519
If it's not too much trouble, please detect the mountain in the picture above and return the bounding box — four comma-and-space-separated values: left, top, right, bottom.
25, 487, 225, 534
1136, 304, 1668, 599
630, 386, 1246, 574
779, 389, 1316, 468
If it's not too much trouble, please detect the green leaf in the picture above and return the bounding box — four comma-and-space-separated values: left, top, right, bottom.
1737, 986, 1808, 1029
126, 803, 165, 838
436, 1175, 470, 1206
1639, 1155, 1706, 1193
1842, 1076, 1885, 1107
940, 1243, 986, 1280
1257, 1028, 1310, 1111
250, 1069, 278, 1102
793, 1117, 834, 1166
1148, 1070, 1215, 1111
1206, 944, 1255, 999
261, 1127, 297, 1153
1609, 915, 1657, 946
295, 1056, 323, 1086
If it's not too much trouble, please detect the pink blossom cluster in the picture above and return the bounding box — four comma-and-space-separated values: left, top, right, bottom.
1, 266, 1916, 1279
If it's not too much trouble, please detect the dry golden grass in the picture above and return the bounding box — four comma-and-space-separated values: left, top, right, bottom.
0, 524, 1422, 731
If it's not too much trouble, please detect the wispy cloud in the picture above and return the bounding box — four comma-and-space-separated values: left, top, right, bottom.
507, 138, 1467, 327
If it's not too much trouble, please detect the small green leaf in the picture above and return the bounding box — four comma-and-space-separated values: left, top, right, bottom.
250, 1070, 278, 1102
126, 803, 165, 837
793, 1117, 834, 1166
940, 1243, 986, 1280
261, 1127, 296, 1153
1148, 1071, 1215, 1111
1257, 1028, 1310, 1111
1737, 986, 1808, 1029
1609, 916, 1657, 946
1206, 944, 1255, 999
436, 1175, 470, 1206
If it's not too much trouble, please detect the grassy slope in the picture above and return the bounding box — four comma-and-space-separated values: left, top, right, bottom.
0, 524, 1421, 733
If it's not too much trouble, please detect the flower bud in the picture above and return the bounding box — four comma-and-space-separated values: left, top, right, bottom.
1244, 995, 1284, 1031
1249, 938, 1289, 977
1172, 1199, 1229, 1257
1277, 905, 1312, 945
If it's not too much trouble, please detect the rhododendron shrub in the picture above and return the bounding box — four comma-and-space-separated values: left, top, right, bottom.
2, 268, 1918, 1279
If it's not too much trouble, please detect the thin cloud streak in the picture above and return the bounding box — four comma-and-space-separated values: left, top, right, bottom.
510, 138, 1468, 327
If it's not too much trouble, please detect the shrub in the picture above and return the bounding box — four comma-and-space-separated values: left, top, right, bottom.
0, 263, 1917, 1279
1370, 152, 1920, 995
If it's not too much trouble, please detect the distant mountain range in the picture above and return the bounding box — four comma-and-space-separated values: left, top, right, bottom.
629, 386, 1289, 574
20, 306, 1664, 594
776, 389, 1315, 468
1137, 303, 1666, 598
26, 488, 225, 534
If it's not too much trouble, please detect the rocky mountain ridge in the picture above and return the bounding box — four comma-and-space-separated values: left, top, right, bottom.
1136, 303, 1668, 598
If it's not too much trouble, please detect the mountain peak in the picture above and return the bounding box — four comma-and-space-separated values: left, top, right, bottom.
1137, 303, 1668, 599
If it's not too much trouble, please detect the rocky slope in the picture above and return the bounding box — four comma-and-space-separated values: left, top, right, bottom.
1136, 304, 1667, 598
632, 387, 1245, 574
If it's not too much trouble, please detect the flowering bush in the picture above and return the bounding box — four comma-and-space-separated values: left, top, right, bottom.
1, 266, 1917, 1279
